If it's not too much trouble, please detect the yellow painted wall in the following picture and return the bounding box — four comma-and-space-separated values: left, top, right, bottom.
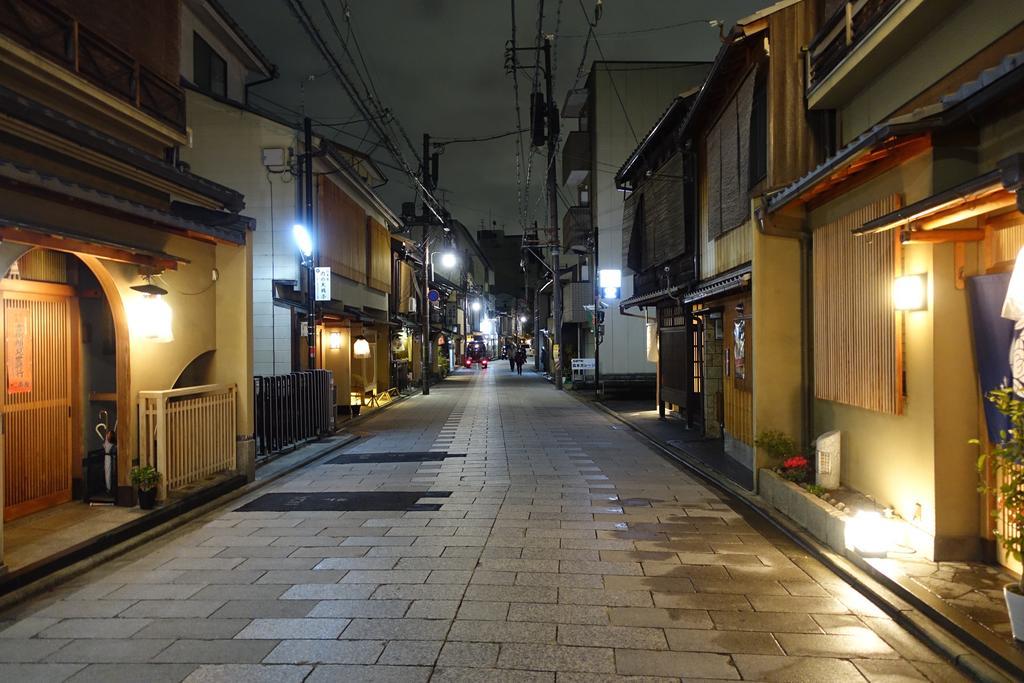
751, 229, 804, 476
839, 0, 1024, 142
321, 325, 352, 408
808, 154, 939, 546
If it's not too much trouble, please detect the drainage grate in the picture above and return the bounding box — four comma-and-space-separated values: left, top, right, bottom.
235, 490, 452, 512
327, 452, 457, 464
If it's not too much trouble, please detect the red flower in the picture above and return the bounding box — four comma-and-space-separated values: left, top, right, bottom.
783, 455, 808, 470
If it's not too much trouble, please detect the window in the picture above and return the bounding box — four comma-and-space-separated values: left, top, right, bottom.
748, 75, 767, 188
813, 195, 903, 414
193, 33, 227, 98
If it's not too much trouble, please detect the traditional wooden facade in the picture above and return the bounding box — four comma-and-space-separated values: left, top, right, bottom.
768, 2, 1024, 561
0, 0, 256, 566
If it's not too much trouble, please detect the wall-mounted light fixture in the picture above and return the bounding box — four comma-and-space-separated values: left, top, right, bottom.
129, 278, 173, 342
353, 335, 371, 358
519, 315, 527, 323
329, 331, 342, 350
440, 251, 457, 269
471, 300, 482, 312
893, 274, 927, 311
292, 223, 313, 260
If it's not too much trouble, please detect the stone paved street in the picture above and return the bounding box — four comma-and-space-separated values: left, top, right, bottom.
0, 367, 966, 681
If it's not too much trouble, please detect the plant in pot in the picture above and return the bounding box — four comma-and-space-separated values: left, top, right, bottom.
130, 465, 161, 510
974, 385, 1024, 640
780, 455, 810, 483
755, 429, 798, 468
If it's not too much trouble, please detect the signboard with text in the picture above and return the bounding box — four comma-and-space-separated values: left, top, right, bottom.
314, 267, 331, 301
6, 306, 32, 394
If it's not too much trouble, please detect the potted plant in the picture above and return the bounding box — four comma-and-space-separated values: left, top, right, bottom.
130, 465, 160, 510
974, 385, 1024, 640
780, 455, 810, 483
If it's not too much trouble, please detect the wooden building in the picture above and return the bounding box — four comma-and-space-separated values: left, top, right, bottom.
767, 1, 1024, 561
0, 0, 256, 566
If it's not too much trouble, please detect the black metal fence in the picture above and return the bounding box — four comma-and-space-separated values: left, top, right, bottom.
253, 369, 334, 461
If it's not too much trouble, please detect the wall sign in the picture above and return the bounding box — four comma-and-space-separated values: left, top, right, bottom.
314, 267, 332, 301
6, 306, 32, 394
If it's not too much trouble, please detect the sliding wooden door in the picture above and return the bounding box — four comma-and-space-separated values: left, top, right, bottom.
1, 282, 77, 521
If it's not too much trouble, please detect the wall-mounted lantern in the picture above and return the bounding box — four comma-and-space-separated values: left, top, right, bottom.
353, 335, 371, 358
599, 269, 621, 300
130, 278, 173, 342
329, 331, 343, 350
893, 274, 927, 311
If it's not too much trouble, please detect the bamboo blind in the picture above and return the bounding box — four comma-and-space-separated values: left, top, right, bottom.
990, 220, 1024, 265
11, 250, 68, 283
367, 218, 391, 293
398, 261, 414, 312
318, 176, 367, 284
813, 194, 903, 414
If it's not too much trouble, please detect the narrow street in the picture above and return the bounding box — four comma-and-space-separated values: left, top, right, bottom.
0, 367, 962, 682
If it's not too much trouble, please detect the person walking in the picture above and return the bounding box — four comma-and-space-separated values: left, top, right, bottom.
515, 347, 526, 375
508, 346, 516, 372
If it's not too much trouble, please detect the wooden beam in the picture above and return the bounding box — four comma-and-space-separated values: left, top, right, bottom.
900, 228, 985, 243
917, 192, 1017, 231
0, 227, 179, 270
807, 135, 931, 211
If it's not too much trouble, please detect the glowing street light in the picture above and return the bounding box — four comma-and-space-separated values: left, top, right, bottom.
519, 315, 527, 323
440, 251, 457, 269
293, 223, 313, 260
471, 300, 482, 312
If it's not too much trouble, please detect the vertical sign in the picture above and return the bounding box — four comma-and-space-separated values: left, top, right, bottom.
314, 267, 331, 302
6, 306, 32, 394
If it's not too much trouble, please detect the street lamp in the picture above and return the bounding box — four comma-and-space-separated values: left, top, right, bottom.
519, 315, 527, 323
293, 223, 316, 368
471, 300, 481, 312
440, 250, 457, 269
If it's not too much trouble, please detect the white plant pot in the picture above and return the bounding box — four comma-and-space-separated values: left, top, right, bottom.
1004, 584, 1024, 641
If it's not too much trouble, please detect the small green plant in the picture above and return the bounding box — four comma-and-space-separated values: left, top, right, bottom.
130, 465, 161, 492
806, 484, 827, 498
974, 385, 1024, 593
755, 429, 798, 466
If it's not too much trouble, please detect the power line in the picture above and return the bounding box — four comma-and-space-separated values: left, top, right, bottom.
561, 17, 713, 39
433, 128, 529, 147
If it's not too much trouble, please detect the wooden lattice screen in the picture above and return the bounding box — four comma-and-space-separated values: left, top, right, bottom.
318, 177, 367, 284
367, 218, 391, 293
813, 194, 903, 414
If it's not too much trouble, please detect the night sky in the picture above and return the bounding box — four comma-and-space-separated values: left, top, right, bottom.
221, 0, 770, 232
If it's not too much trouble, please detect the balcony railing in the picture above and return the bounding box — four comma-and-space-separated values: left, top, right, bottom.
0, 0, 185, 130
807, 0, 902, 92
138, 384, 238, 501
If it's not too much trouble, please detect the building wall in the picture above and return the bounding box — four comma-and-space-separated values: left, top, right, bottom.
808, 152, 940, 550
180, 91, 298, 376
592, 62, 710, 376
838, 1, 1024, 143
180, 3, 251, 103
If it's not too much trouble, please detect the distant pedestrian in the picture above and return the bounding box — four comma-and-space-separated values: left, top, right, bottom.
515, 348, 526, 375
509, 350, 516, 372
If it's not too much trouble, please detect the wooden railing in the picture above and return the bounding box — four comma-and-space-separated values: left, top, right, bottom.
138, 384, 238, 500
806, 0, 903, 92
0, 0, 186, 130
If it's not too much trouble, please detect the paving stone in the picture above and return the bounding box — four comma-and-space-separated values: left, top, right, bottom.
0, 617, 61, 638
377, 640, 442, 665
732, 654, 868, 682
431, 666, 553, 682
496, 643, 615, 673
614, 648, 739, 679
210, 600, 317, 619
35, 602, 135, 619
436, 642, 500, 668
404, 600, 461, 619
665, 627, 784, 654
132, 619, 250, 640
181, 664, 311, 682
120, 600, 225, 619
152, 640, 278, 664
340, 618, 452, 640
67, 662, 197, 682
48, 638, 174, 663
305, 664, 432, 682
39, 618, 151, 639
263, 639, 385, 664
0, 663, 86, 682
607, 607, 712, 629
710, 610, 824, 633
279, 584, 376, 600
234, 618, 350, 639
306, 599, 410, 618
447, 620, 556, 644
0, 639, 71, 662
774, 631, 899, 659
558, 624, 668, 649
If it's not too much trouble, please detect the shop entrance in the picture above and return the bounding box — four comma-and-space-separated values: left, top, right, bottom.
1, 249, 121, 521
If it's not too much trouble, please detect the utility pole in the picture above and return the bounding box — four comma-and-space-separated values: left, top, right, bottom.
544, 37, 563, 390
304, 116, 316, 370
421, 132, 433, 396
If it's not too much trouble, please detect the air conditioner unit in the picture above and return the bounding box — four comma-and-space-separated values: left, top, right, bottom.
407, 297, 417, 313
